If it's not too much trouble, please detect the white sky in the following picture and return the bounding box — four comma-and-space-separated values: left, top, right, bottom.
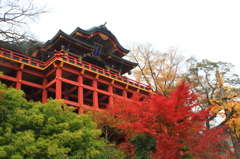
30, 0, 240, 74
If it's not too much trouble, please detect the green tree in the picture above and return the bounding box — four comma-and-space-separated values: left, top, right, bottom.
0, 83, 104, 159
130, 133, 156, 159
85, 109, 123, 142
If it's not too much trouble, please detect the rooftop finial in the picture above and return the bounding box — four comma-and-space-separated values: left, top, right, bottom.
100, 22, 107, 29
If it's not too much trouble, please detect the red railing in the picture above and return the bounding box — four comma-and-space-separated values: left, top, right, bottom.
0, 47, 45, 68
0, 47, 152, 91
58, 52, 151, 91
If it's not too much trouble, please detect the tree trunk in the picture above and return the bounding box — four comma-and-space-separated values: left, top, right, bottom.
216, 71, 240, 158
230, 132, 240, 158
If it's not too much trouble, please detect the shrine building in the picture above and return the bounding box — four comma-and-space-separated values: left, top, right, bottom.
0, 24, 152, 113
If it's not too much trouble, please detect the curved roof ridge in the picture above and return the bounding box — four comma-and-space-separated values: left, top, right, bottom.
44, 29, 95, 49
70, 26, 130, 53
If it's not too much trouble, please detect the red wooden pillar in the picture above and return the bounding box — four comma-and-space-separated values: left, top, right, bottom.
78, 107, 83, 114
108, 84, 114, 106
78, 70, 85, 114
15, 69, 22, 90
123, 89, 127, 99
55, 67, 62, 99
78, 75, 83, 108
92, 80, 98, 109
42, 78, 48, 103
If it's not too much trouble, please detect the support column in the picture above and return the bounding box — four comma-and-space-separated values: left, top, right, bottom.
15, 69, 22, 90
78, 75, 83, 106
42, 78, 48, 103
92, 79, 98, 109
78, 107, 83, 115
55, 67, 62, 99
108, 84, 114, 106
123, 90, 127, 99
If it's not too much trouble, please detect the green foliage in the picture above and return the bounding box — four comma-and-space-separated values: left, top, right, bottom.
85, 109, 123, 142
93, 139, 126, 159
180, 145, 192, 159
181, 153, 192, 159
0, 82, 107, 158
130, 133, 156, 159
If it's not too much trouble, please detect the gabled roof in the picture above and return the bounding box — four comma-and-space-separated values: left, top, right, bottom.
44, 30, 96, 50
70, 25, 130, 54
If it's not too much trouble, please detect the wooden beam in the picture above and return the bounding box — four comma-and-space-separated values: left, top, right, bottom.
46, 79, 56, 88
61, 78, 79, 86
23, 68, 44, 78
82, 85, 94, 91
98, 95, 108, 102
47, 87, 56, 93
63, 84, 69, 100
64, 99, 79, 107
66, 86, 77, 95
0, 61, 18, 70
45, 68, 56, 78
97, 89, 110, 96
21, 80, 44, 89
62, 66, 79, 75
84, 90, 93, 97
0, 75, 17, 82
32, 89, 42, 98
98, 78, 111, 85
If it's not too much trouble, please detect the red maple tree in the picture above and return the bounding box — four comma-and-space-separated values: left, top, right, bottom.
106, 82, 230, 158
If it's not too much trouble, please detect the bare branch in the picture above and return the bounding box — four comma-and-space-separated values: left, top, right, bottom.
127, 43, 184, 95
0, 0, 48, 43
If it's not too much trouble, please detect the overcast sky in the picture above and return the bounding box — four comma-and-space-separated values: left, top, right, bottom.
30, 0, 240, 74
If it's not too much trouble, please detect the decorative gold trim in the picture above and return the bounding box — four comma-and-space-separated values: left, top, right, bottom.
20, 63, 24, 70
93, 42, 103, 47
31, 50, 38, 57
137, 88, 140, 93
60, 61, 64, 67
80, 69, 85, 75
95, 74, 99, 80
111, 79, 115, 85
99, 33, 109, 40
76, 32, 83, 36
53, 63, 57, 68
